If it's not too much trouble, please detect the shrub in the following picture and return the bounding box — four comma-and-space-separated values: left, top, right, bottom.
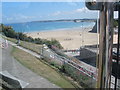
2, 25, 17, 38
1, 24, 63, 49
62, 64, 95, 88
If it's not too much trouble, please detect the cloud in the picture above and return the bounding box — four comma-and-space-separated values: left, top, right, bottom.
3, 6, 98, 23
52, 11, 61, 16
14, 14, 34, 20
75, 7, 89, 13
3, 14, 38, 23
48, 6, 98, 20
51, 10, 74, 17
73, 7, 98, 18
13, 14, 38, 21
6, 17, 14, 21
51, 7, 98, 16
67, 2, 78, 6
75, 7, 98, 13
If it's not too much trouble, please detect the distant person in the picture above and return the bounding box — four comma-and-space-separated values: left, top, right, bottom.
17, 39, 20, 45
5, 40, 8, 48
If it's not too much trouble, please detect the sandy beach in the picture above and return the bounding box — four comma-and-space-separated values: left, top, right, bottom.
26, 28, 118, 50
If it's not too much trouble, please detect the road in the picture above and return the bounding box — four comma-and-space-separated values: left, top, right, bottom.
0, 40, 59, 88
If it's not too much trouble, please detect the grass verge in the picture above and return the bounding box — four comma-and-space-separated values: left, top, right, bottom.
11, 46, 75, 88
3, 36, 41, 54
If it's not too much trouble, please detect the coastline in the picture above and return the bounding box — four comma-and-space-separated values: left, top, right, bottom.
25, 27, 118, 50
24, 26, 93, 33
26, 27, 99, 50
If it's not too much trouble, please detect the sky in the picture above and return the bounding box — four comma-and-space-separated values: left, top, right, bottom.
2, 2, 99, 23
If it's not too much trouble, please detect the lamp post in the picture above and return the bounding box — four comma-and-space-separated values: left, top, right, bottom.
81, 21, 84, 48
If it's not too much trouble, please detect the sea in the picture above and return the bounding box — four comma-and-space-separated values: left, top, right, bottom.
5, 21, 95, 33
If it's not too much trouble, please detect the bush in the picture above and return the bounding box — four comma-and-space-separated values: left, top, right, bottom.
1, 24, 63, 49
2, 25, 17, 38
50, 39, 63, 49
62, 64, 95, 88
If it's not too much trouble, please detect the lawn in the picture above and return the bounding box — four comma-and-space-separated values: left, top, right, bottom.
12, 46, 75, 88
3, 36, 42, 54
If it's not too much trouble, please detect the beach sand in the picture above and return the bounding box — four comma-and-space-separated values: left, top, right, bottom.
26, 28, 118, 50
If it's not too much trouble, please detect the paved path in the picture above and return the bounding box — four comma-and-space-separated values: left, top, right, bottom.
1, 39, 59, 88
8, 41, 42, 59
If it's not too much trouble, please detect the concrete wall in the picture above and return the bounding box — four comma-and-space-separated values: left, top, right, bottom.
79, 48, 97, 59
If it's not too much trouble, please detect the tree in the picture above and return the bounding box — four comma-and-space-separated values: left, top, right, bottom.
2, 25, 17, 38
17, 32, 27, 41
48, 39, 63, 49
1, 24, 63, 50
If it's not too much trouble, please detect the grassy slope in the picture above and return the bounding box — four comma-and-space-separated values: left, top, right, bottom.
3, 36, 41, 54
12, 46, 75, 88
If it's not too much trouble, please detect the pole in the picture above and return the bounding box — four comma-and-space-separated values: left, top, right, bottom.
97, 2, 114, 88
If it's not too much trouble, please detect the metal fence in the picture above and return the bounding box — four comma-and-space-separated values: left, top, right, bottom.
41, 44, 97, 80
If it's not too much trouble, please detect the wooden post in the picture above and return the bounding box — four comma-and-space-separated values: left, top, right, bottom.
97, 2, 114, 88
